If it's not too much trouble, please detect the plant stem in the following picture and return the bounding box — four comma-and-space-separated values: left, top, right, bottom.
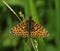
2, 0, 21, 22
55, 0, 60, 50
30, 38, 38, 51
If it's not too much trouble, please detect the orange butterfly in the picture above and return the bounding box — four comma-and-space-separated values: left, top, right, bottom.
10, 17, 49, 38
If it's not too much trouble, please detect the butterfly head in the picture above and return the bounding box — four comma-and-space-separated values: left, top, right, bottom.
29, 16, 32, 20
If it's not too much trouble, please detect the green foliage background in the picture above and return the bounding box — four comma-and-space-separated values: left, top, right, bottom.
0, 0, 60, 51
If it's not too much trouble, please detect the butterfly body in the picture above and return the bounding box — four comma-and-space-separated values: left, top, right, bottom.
10, 17, 49, 38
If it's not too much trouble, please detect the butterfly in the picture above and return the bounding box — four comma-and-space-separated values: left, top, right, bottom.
10, 17, 49, 38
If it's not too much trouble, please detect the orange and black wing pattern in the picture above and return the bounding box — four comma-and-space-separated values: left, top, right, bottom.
10, 20, 29, 38
10, 17, 49, 38
30, 20, 49, 38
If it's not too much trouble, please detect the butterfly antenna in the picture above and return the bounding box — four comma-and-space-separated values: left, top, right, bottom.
2, 0, 22, 22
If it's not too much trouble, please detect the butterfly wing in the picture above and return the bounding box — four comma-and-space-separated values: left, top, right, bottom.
30, 20, 49, 38
10, 20, 29, 38
10, 18, 49, 38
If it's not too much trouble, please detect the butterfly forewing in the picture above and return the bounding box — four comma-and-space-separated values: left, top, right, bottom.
10, 20, 29, 38
30, 20, 49, 38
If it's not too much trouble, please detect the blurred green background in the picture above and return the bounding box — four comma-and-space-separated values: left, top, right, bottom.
0, 0, 60, 51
